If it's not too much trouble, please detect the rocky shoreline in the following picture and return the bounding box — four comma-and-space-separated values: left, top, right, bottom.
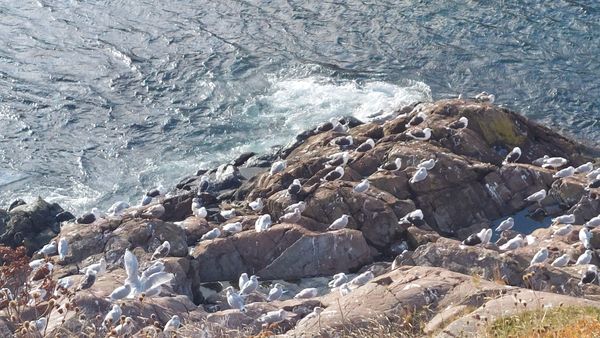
1, 98, 599, 337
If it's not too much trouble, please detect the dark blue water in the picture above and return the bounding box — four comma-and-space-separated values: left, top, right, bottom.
0, 0, 599, 213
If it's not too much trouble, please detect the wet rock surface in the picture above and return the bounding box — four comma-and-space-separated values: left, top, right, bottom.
2, 100, 599, 337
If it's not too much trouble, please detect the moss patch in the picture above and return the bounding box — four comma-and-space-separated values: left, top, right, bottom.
487, 305, 600, 338
471, 108, 527, 146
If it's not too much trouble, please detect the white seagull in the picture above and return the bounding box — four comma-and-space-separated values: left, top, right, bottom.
255, 214, 272, 232
328, 214, 349, 231
353, 179, 370, 193
495, 217, 514, 232
409, 167, 428, 184
270, 160, 286, 176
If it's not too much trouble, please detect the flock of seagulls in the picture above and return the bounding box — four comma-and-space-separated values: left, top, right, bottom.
25, 101, 600, 334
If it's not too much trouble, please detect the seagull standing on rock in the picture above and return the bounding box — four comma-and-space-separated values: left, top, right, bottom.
267, 283, 284, 302
379, 158, 402, 172
553, 166, 575, 179
284, 201, 306, 214
405, 112, 427, 128
220, 209, 236, 220
355, 138, 375, 152
576, 250, 593, 265
240, 275, 259, 295
323, 166, 344, 182
407, 128, 432, 141
38, 240, 58, 256
551, 254, 570, 267
222, 222, 243, 235
584, 215, 600, 228
192, 198, 207, 218
495, 217, 514, 232
239, 273, 249, 290
349, 271, 374, 287
575, 162, 594, 174
110, 284, 131, 301
499, 235, 524, 251
417, 159, 436, 170
580, 228, 592, 249
279, 208, 302, 223
328, 214, 349, 231
542, 157, 568, 169
151, 241, 171, 260
353, 179, 369, 193
409, 167, 428, 184
58, 238, 69, 261
294, 288, 318, 299
288, 179, 302, 195
329, 273, 349, 288
103, 305, 122, 328
249, 198, 264, 211
552, 214, 575, 224
201, 228, 221, 241
258, 309, 289, 324
553, 224, 573, 237
270, 160, 286, 176
448, 117, 469, 129
326, 152, 350, 167
503, 147, 521, 165
163, 315, 181, 333
225, 287, 246, 312
255, 214, 272, 232
525, 189, 547, 206
530, 248, 549, 266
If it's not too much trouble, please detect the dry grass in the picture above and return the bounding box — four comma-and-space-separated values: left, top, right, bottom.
487, 305, 600, 338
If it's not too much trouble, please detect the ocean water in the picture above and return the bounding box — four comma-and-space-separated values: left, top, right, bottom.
0, 0, 599, 214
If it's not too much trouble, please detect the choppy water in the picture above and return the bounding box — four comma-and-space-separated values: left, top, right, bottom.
1, 0, 599, 214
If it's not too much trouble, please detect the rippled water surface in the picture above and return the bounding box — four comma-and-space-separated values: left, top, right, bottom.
1, 0, 599, 213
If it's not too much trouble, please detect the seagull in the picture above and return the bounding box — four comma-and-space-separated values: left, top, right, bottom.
575, 250, 593, 265
201, 228, 221, 241
503, 147, 522, 165
499, 235, 524, 251
108, 201, 130, 216
407, 128, 432, 141
279, 208, 302, 223
288, 179, 302, 195
294, 288, 318, 299
553, 166, 575, 179
495, 217, 514, 232
542, 157, 568, 169
353, 179, 369, 193
530, 248, 549, 266
151, 241, 171, 260
448, 116, 469, 129
303, 307, 324, 322
409, 167, 428, 184
355, 138, 375, 152
163, 315, 181, 333
585, 215, 600, 228
328, 273, 348, 288
580, 265, 598, 285
82, 258, 106, 276
103, 305, 122, 328
417, 159, 436, 170
587, 168, 600, 180
78, 270, 97, 290
141, 261, 165, 279
405, 112, 427, 128
225, 287, 246, 312
240, 275, 259, 295
109, 284, 131, 301
478, 228, 493, 245
249, 198, 264, 211
328, 214, 349, 231
258, 309, 288, 324
339, 283, 352, 296
551, 254, 570, 267
267, 283, 284, 302
29, 259, 45, 270
400, 209, 424, 225
58, 238, 68, 261
114, 317, 134, 336
553, 224, 573, 237
255, 214, 272, 232
323, 166, 344, 182
238, 273, 249, 290
284, 201, 306, 214
191, 198, 207, 218
198, 175, 210, 193
378, 158, 402, 172
270, 160, 286, 176
38, 240, 58, 256
332, 135, 353, 148
575, 162, 594, 174
220, 209, 236, 220
326, 152, 350, 167
54, 277, 72, 295
580, 227, 592, 249
474, 91, 495, 103
349, 271, 374, 287
552, 214, 575, 224
525, 189, 547, 205
222, 222, 243, 235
